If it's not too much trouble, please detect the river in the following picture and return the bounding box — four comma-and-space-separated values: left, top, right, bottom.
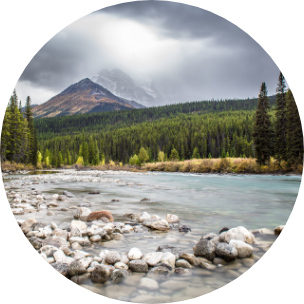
4, 170, 301, 303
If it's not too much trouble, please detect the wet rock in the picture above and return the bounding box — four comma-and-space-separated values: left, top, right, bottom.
69, 237, 90, 247
33, 222, 48, 230
200, 262, 217, 270
105, 251, 121, 264
179, 225, 191, 232
52, 228, 68, 240
29, 237, 43, 249
143, 252, 164, 267
111, 269, 129, 284
52, 194, 59, 200
128, 248, 143, 260
166, 214, 180, 223
151, 219, 170, 231
128, 260, 148, 272
71, 273, 91, 284
179, 253, 198, 266
148, 266, 171, 279
61, 246, 72, 256
61, 208, 69, 212
58, 222, 71, 231
87, 210, 114, 222
274, 225, 284, 235
90, 235, 101, 242
176, 259, 192, 269
39, 245, 58, 257
139, 277, 159, 290
213, 257, 228, 265
219, 227, 230, 234
71, 242, 82, 250
111, 199, 120, 202
68, 260, 88, 276
174, 268, 192, 276
224, 226, 255, 244
12, 208, 24, 215
79, 257, 93, 268
42, 236, 67, 248
114, 262, 128, 270
88, 190, 100, 195
229, 240, 253, 258
52, 262, 69, 277
156, 245, 184, 259
202, 233, 218, 241
142, 218, 158, 228
57, 195, 68, 201
215, 242, 238, 262
47, 211, 54, 216
160, 280, 186, 291
71, 220, 87, 231
63, 191, 75, 198
140, 198, 150, 202
70, 227, 82, 238
138, 212, 151, 223
120, 253, 129, 265
47, 202, 59, 207
91, 264, 113, 283
21, 218, 37, 234
193, 239, 216, 261
74, 207, 92, 221
111, 233, 124, 241
155, 263, 173, 271
210, 236, 220, 246
77, 202, 91, 208
160, 252, 176, 268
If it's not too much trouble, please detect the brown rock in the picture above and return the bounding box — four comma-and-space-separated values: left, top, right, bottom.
87, 211, 114, 222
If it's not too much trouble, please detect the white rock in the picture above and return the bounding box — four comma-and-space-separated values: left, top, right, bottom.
166, 214, 180, 223
100, 250, 110, 260
128, 247, 143, 260
53, 250, 67, 263
160, 252, 176, 268
79, 257, 93, 268
146, 252, 164, 266
114, 262, 128, 270
224, 226, 255, 244
138, 212, 151, 223
139, 277, 159, 290
12, 208, 24, 215
90, 235, 101, 242
52, 194, 59, 200
71, 220, 87, 231
151, 219, 170, 231
229, 240, 253, 258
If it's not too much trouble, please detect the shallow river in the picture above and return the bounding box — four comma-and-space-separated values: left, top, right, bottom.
4, 170, 302, 303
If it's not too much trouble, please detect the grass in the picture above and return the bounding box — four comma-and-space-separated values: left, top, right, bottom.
1, 161, 35, 172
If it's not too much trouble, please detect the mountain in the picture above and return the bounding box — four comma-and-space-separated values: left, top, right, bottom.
92, 69, 163, 106
32, 78, 144, 118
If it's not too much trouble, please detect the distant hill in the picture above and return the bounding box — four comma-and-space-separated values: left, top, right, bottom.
32, 78, 144, 118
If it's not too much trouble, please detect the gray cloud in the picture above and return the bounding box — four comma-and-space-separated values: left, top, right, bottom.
17, 0, 280, 105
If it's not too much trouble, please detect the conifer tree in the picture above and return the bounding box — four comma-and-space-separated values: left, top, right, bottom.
252, 82, 272, 165
286, 89, 303, 164
192, 147, 200, 159
169, 148, 179, 161
274, 72, 288, 161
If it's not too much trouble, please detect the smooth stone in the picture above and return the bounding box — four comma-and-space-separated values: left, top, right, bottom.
71, 220, 87, 231
71, 273, 91, 284
229, 240, 253, 258
166, 214, 180, 223
68, 260, 87, 276
156, 245, 184, 259
63, 191, 75, 198
52, 262, 69, 277
68, 237, 90, 247
193, 239, 216, 261
42, 236, 67, 248
58, 195, 68, 201
105, 251, 121, 264
12, 208, 24, 215
274, 225, 284, 235
138, 212, 151, 223
90, 235, 101, 242
139, 277, 159, 290
213, 257, 228, 265
114, 262, 128, 270
111, 233, 124, 241
202, 233, 218, 240
91, 265, 114, 283
21, 218, 37, 234
176, 259, 192, 269
174, 268, 192, 276
74, 207, 92, 221
148, 266, 170, 278
128, 248, 143, 260
215, 242, 238, 262
128, 260, 148, 272
151, 219, 170, 231
160, 252, 176, 268
47, 211, 54, 216
160, 280, 186, 291
200, 262, 217, 270
224, 226, 255, 244
145, 252, 164, 266
179, 253, 198, 266
111, 269, 129, 284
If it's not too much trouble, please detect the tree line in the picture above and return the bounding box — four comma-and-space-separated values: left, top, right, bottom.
1, 90, 38, 165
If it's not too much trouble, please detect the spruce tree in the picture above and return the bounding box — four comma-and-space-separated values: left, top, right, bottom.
252, 82, 272, 165
286, 89, 303, 164
192, 147, 200, 159
169, 148, 179, 161
274, 72, 288, 161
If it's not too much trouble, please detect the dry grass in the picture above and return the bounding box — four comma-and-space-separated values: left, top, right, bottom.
1, 161, 35, 172
142, 158, 303, 174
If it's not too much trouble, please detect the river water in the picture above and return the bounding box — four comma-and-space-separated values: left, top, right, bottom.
4, 170, 301, 303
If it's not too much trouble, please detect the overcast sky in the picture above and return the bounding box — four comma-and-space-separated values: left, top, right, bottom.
16, 0, 280, 105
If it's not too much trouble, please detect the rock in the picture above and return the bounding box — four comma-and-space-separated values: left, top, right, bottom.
114, 262, 128, 270
57, 195, 68, 201
111, 233, 124, 241
166, 214, 180, 223
224, 226, 255, 244
105, 251, 121, 264
140, 198, 150, 202
52, 262, 69, 277
42, 236, 67, 248
174, 268, 192, 276
47, 202, 59, 207
200, 262, 217, 270
21, 218, 37, 234
12, 208, 24, 215
91, 264, 113, 283
179, 225, 191, 232
74, 207, 92, 221
71, 242, 82, 250
88, 190, 100, 194
70, 227, 82, 238
61, 246, 72, 256
63, 191, 75, 198
71, 220, 87, 231
79, 257, 93, 269
111, 199, 120, 202
33, 222, 48, 231
144, 252, 164, 267
274, 225, 284, 235
120, 253, 129, 265
90, 235, 101, 242
160, 252, 176, 268
215, 242, 238, 262
47, 211, 54, 216
77, 202, 91, 208
58, 222, 71, 231
100, 250, 110, 260
138, 212, 151, 223
87, 211, 114, 222
213, 257, 227, 265
229, 240, 253, 258
142, 219, 158, 228
148, 266, 170, 279
179, 253, 198, 266
176, 259, 192, 269
193, 239, 216, 261
29, 237, 43, 249
52, 194, 59, 200
111, 269, 129, 284
39, 245, 59, 257
69, 237, 90, 247
71, 273, 91, 284
53, 250, 68, 263
156, 245, 184, 259
219, 227, 230, 234
128, 260, 148, 272
128, 248, 143, 260
202, 233, 218, 240
151, 219, 170, 231
61, 208, 69, 211
160, 280, 186, 291
155, 263, 172, 271
139, 277, 159, 290
210, 236, 220, 246
52, 228, 68, 240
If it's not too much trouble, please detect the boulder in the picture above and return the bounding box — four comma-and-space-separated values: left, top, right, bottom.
52, 262, 69, 277
176, 259, 192, 269
128, 248, 143, 260
105, 251, 121, 264
229, 240, 253, 258
128, 260, 148, 272
74, 207, 92, 221
166, 214, 180, 223
274, 225, 284, 235
21, 218, 37, 234
151, 219, 170, 231
111, 269, 129, 284
91, 264, 113, 283
215, 242, 238, 262
224, 226, 255, 244
87, 211, 114, 222
193, 239, 216, 261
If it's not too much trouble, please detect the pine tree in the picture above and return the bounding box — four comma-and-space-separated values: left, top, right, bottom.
252, 82, 272, 165
192, 147, 200, 159
274, 72, 288, 161
286, 89, 303, 164
169, 148, 179, 161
